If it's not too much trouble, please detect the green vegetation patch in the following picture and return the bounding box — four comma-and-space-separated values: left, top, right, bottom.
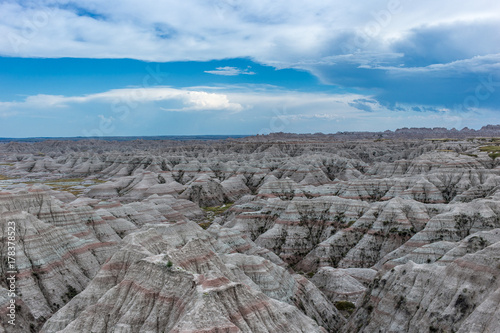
65, 285, 78, 300
45, 179, 84, 196
479, 146, 500, 159
46, 178, 84, 183
202, 203, 234, 215
199, 203, 234, 229
198, 222, 212, 230
426, 138, 458, 142
479, 145, 500, 152
489, 152, 500, 160
43, 178, 107, 196
334, 300, 356, 314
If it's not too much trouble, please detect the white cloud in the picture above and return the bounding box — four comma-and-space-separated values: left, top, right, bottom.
1, 81, 493, 136
1, 0, 499, 67
205, 66, 256, 76
0, 87, 244, 112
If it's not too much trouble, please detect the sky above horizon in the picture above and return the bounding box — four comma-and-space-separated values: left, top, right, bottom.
1, 0, 499, 137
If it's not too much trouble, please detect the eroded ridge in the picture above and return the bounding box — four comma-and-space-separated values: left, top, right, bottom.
1, 132, 500, 332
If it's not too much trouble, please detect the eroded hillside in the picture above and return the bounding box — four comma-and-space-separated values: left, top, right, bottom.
1, 133, 500, 332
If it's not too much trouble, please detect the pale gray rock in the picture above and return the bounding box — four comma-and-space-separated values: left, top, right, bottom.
2, 132, 500, 332
345, 239, 500, 333
311, 267, 368, 303
41, 225, 339, 333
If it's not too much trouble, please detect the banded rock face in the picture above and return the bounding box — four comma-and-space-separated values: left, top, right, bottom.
345, 229, 500, 333
376, 198, 500, 270
0, 187, 206, 332
179, 174, 227, 207
0, 286, 36, 333
1, 133, 500, 332
0, 191, 120, 332
92, 194, 203, 230
42, 223, 343, 333
311, 267, 376, 303
221, 253, 345, 331
86, 171, 186, 201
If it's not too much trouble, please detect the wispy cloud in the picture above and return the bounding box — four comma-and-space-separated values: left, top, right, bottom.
361, 54, 500, 74
205, 66, 256, 76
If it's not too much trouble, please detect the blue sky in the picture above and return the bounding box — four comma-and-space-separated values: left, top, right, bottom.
0, 0, 499, 137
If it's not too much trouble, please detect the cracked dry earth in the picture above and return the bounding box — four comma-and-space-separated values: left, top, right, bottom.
1, 134, 500, 332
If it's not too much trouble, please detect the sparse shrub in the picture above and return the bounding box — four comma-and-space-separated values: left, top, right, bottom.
303, 192, 314, 199
334, 300, 356, 312
65, 285, 78, 300
455, 294, 470, 315
198, 222, 212, 229
489, 152, 500, 159
396, 295, 405, 309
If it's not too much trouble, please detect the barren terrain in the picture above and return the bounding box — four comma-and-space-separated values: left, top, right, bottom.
2, 127, 500, 332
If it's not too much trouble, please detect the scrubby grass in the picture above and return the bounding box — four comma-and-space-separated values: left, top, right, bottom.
202, 203, 234, 215
49, 184, 82, 196
479, 146, 500, 159
46, 178, 84, 183
489, 152, 500, 160
198, 222, 212, 230
335, 301, 356, 315
65, 285, 78, 300
426, 138, 458, 142
44, 178, 107, 196
199, 203, 234, 229
1, 175, 106, 195
44, 179, 84, 196
479, 145, 500, 152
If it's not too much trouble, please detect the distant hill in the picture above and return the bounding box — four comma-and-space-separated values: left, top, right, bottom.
1, 125, 500, 143
0, 135, 250, 143
248, 125, 500, 141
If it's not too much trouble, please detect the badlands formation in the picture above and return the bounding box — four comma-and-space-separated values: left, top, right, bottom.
1, 127, 500, 332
